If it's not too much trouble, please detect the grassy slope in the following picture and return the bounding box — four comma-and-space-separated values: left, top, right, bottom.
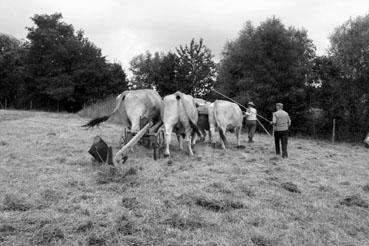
0, 109, 369, 246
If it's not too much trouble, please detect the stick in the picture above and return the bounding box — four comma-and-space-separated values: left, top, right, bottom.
114, 121, 153, 165
256, 118, 272, 136
332, 119, 335, 144
212, 89, 270, 122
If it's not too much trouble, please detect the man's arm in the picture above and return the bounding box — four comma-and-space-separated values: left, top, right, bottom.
271, 113, 276, 125
244, 108, 251, 116
287, 114, 291, 127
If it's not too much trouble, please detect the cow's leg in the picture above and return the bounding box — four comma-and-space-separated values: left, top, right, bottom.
164, 124, 173, 157
202, 129, 207, 141
236, 126, 241, 147
177, 134, 183, 150
210, 124, 216, 147
208, 130, 212, 143
219, 127, 228, 150
185, 130, 194, 156
191, 130, 198, 146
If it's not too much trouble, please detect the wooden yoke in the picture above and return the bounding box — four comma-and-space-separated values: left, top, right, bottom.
113, 121, 153, 166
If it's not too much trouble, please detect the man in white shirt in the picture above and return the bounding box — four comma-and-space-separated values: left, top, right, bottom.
244, 102, 257, 143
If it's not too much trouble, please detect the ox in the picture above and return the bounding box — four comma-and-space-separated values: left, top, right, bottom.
194, 98, 212, 142
364, 133, 369, 148
162, 91, 200, 157
82, 89, 162, 133
209, 100, 243, 149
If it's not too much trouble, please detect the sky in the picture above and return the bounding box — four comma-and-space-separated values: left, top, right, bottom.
1, 0, 369, 72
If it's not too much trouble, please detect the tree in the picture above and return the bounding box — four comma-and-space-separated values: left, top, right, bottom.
129, 51, 163, 90
0, 34, 27, 108
25, 13, 127, 111
176, 38, 216, 96
218, 17, 316, 131
327, 14, 369, 140
129, 39, 216, 97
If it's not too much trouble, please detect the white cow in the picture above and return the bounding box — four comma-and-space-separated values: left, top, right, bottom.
162, 91, 199, 157
82, 89, 162, 132
209, 100, 243, 149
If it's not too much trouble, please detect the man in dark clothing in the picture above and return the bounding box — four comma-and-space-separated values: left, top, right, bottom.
271, 103, 291, 158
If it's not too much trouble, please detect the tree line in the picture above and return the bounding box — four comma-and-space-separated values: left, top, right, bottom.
0, 13, 127, 112
1, 13, 369, 141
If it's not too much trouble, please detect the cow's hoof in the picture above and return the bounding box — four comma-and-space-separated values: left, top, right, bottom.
164, 153, 170, 158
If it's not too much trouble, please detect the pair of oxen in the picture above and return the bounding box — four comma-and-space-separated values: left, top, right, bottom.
83, 89, 244, 158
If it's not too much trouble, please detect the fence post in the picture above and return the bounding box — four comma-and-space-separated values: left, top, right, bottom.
332, 118, 336, 144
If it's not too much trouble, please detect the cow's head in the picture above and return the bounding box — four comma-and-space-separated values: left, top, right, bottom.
364, 133, 369, 148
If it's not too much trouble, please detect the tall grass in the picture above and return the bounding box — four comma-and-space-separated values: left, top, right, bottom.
78, 95, 122, 124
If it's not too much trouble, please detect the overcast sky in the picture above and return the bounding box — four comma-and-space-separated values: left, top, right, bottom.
1, 0, 368, 71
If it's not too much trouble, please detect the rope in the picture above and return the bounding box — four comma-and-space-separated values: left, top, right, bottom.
256, 118, 272, 136
212, 89, 270, 122
212, 89, 272, 136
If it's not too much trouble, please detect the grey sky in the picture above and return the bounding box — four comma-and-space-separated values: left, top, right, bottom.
1, 0, 368, 71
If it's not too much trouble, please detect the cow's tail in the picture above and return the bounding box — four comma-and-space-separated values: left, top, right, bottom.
175, 92, 201, 136
213, 101, 227, 144
81, 93, 126, 128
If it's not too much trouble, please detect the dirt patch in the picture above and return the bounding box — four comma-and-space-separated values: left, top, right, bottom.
41, 188, 62, 204
121, 197, 139, 210
238, 185, 255, 197
87, 233, 106, 246
96, 166, 138, 184
31, 226, 64, 245
194, 195, 245, 212
340, 195, 369, 208
251, 235, 274, 246
281, 182, 301, 193
1, 193, 32, 211
114, 213, 136, 235
75, 220, 93, 232
0, 140, 8, 146
162, 211, 207, 230
362, 184, 369, 193
0, 224, 16, 235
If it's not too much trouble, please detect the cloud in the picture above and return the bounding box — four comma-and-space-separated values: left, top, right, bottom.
1, 0, 369, 71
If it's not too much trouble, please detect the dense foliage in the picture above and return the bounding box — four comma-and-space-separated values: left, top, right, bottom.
130, 38, 216, 97
311, 14, 369, 141
217, 17, 316, 133
0, 13, 127, 112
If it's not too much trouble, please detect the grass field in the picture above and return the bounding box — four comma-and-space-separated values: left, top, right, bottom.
1, 109, 369, 246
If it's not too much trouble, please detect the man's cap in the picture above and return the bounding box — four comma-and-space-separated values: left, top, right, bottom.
276, 103, 283, 107
248, 101, 256, 107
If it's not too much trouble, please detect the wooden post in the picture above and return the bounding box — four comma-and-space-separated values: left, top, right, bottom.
114, 121, 153, 166
332, 118, 336, 144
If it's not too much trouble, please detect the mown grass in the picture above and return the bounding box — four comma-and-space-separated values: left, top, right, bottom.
0, 109, 369, 245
